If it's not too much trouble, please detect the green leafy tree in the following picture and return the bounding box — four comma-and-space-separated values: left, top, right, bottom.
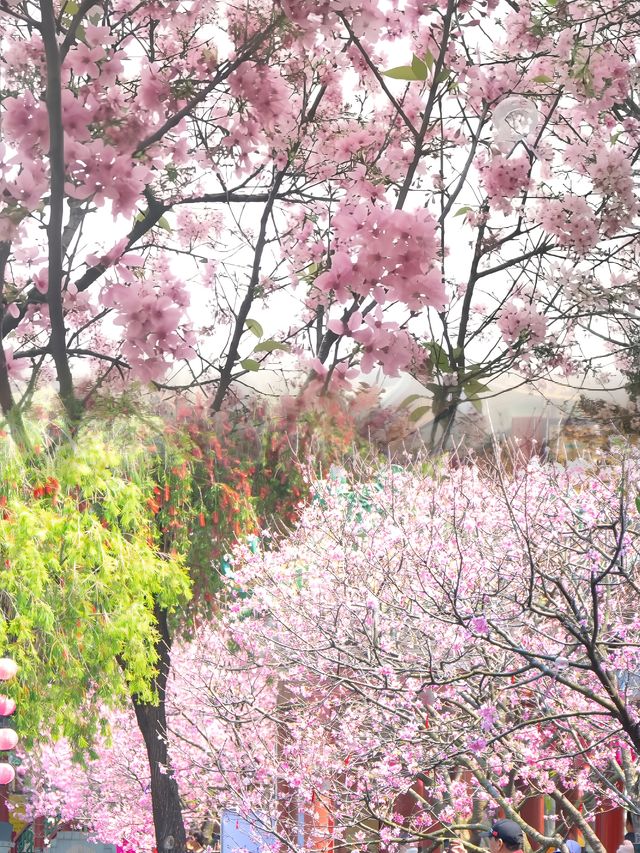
2, 386, 391, 850
0, 420, 191, 749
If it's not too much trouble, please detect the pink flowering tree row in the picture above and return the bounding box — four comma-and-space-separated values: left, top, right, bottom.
169, 453, 640, 853
0, 0, 640, 442
24, 451, 640, 853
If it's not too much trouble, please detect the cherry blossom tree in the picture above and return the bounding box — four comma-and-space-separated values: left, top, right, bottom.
4, 0, 640, 847
1, 0, 640, 440
26, 450, 640, 853
165, 452, 640, 853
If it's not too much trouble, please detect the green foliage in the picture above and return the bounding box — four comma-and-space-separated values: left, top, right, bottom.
425, 341, 451, 372
398, 394, 425, 410
410, 55, 429, 80
409, 405, 431, 423
0, 420, 191, 748
0, 389, 395, 753
462, 376, 490, 412
244, 319, 264, 338
382, 53, 435, 82
381, 65, 420, 80
253, 340, 291, 353
382, 54, 429, 81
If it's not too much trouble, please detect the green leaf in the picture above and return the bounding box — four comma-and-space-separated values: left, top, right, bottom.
240, 358, 260, 372
532, 74, 553, 83
636, 496, 640, 514
382, 65, 419, 81
454, 206, 472, 217
399, 394, 425, 410
158, 216, 171, 232
435, 67, 452, 84
245, 319, 264, 338
411, 55, 429, 81
424, 50, 435, 71
425, 341, 450, 372
409, 406, 431, 423
253, 340, 291, 353
463, 378, 490, 396
468, 396, 483, 413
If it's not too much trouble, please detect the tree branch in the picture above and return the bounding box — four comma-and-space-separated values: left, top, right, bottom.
338, 16, 418, 138
396, 0, 456, 210
211, 168, 287, 412
40, 0, 78, 419
60, 0, 102, 59
0, 244, 16, 418
134, 17, 284, 156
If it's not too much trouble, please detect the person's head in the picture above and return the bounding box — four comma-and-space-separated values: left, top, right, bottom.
482, 820, 524, 853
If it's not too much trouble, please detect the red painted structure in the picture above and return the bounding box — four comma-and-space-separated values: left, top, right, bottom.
595, 806, 624, 853
519, 796, 545, 846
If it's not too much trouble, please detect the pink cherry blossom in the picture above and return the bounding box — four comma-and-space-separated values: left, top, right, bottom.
497, 300, 547, 346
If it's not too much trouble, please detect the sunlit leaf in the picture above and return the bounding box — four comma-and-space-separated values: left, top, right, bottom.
399, 394, 425, 410
253, 340, 291, 353
240, 358, 260, 371
245, 319, 264, 338
409, 406, 431, 423
382, 65, 419, 81
411, 55, 429, 81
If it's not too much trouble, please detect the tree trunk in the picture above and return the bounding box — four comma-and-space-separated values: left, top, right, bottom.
132, 603, 186, 853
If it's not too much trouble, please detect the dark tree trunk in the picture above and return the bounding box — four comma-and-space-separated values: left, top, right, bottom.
132, 603, 186, 853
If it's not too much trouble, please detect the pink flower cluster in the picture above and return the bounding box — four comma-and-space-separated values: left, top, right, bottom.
2, 92, 50, 158
315, 202, 446, 311
228, 63, 290, 133
101, 260, 195, 381
463, 63, 521, 111
66, 139, 152, 218
497, 300, 547, 346
280, 0, 385, 39
538, 195, 599, 254
327, 306, 420, 376
224, 61, 293, 164
175, 209, 223, 248
1, 39, 152, 219
480, 153, 531, 213
587, 143, 638, 235
23, 710, 155, 849
563, 43, 630, 108
22, 451, 640, 849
